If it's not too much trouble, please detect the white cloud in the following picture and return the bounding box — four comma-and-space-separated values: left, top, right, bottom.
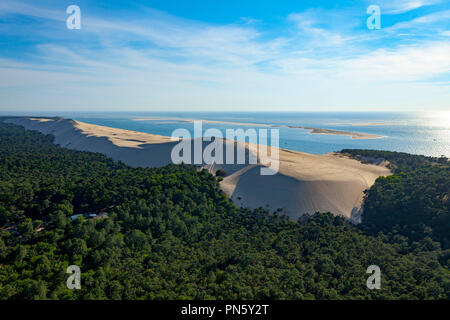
0, 0, 449, 111
377, 0, 443, 14
388, 10, 450, 31
287, 10, 355, 48
0, 1, 65, 21
337, 43, 450, 81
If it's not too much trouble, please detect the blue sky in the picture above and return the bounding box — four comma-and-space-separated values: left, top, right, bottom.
0, 0, 449, 112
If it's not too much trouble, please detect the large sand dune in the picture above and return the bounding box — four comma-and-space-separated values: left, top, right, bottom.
5, 117, 391, 222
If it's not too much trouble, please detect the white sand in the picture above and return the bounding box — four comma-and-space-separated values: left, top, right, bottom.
6, 117, 391, 222
133, 117, 385, 139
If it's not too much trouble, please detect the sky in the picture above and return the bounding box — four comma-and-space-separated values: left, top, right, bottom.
0, 0, 449, 112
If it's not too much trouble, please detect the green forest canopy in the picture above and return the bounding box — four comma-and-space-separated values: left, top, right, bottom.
0, 122, 448, 300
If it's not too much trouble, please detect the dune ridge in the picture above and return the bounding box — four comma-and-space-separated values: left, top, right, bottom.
5, 117, 391, 222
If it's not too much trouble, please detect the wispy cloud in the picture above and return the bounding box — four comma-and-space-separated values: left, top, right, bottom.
0, 0, 449, 111
375, 0, 443, 14
388, 9, 450, 30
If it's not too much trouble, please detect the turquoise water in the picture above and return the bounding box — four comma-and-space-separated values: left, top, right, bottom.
6, 111, 450, 157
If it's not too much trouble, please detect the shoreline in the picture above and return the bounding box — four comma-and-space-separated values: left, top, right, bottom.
132, 117, 385, 140
4, 117, 391, 222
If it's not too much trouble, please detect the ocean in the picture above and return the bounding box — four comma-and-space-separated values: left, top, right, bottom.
4, 111, 450, 157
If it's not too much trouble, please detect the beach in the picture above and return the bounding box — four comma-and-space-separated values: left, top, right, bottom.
133, 117, 385, 139
6, 117, 391, 222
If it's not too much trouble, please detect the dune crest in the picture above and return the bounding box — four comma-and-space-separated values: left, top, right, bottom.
5, 117, 391, 222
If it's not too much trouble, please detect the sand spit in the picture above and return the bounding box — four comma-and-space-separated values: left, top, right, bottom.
5, 117, 391, 222
294, 127, 385, 139
133, 117, 384, 139
351, 122, 396, 126
133, 117, 272, 127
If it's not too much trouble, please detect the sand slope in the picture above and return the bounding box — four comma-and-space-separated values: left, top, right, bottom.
5, 117, 391, 222
6, 117, 177, 167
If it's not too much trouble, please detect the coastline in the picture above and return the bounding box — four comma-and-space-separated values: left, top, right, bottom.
132, 117, 385, 140
4, 117, 391, 222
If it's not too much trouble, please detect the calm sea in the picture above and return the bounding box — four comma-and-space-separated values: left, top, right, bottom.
5, 111, 450, 157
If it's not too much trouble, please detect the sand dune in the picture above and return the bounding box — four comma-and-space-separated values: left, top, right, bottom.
6, 117, 178, 167
5, 117, 391, 222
